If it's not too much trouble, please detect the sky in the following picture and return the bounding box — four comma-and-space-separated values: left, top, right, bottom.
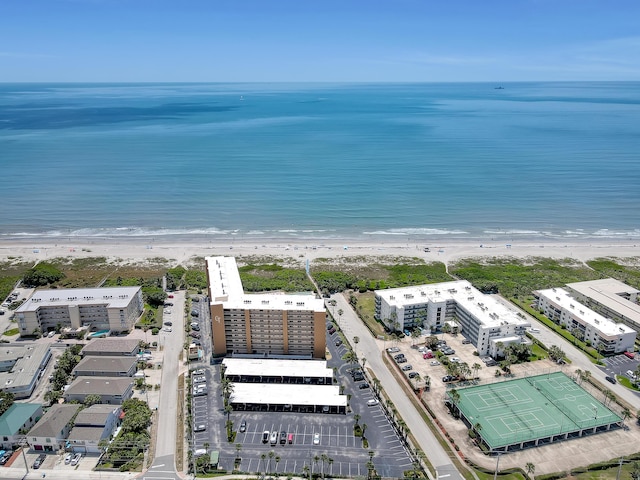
1, 0, 640, 82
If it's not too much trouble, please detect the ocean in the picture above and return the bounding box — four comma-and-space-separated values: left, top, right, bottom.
1, 82, 639, 243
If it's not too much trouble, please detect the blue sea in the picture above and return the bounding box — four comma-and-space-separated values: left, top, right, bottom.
1, 82, 639, 242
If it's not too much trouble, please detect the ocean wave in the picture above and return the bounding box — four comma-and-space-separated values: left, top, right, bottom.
2, 227, 233, 238
362, 228, 468, 236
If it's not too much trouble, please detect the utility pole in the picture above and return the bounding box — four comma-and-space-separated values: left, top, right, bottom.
493, 453, 501, 480
615, 456, 624, 480
19, 436, 29, 474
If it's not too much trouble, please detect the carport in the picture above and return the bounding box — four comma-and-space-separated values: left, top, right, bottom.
229, 383, 348, 414
222, 358, 333, 384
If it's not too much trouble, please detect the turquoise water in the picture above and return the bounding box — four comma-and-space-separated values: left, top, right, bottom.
1, 82, 639, 241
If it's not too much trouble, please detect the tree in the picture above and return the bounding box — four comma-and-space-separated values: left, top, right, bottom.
142, 287, 167, 307
361, 423, 368, 438
448, 389, 460, 417
442, 323, 451, 335
411, 328, 421, 346
525, 462, 535, 479
631, 461, 640, 480
337, 309, 343, 324
548, 345, 565, 363
354, 413, 361, 426
84, 394, 102, 406
341, 351, 358, 365
472, 363, 482, 379
261, 453, 267, 478
0, 391, 15, 416
622, 407, 632, 426
22, 262, 65, 287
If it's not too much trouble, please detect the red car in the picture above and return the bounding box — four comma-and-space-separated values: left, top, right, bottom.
624, 351, 635, 359
167, 294, 174, 298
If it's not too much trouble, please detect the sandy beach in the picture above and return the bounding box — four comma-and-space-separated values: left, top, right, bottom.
1, 237, 639, 267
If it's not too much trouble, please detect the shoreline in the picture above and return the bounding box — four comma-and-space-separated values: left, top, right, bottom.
1, 237, 639, 266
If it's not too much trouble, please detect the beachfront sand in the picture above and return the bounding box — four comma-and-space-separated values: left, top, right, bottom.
1, 238, 639, 267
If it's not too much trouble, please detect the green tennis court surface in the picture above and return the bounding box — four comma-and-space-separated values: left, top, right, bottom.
451, 372, 622, 451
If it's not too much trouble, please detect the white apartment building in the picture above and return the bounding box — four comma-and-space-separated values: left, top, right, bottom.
536, 287, 636, 354
566, 278, 640, 333
15, 287, 143, 335
375, 280, 530, 357
206, 256, 326, 358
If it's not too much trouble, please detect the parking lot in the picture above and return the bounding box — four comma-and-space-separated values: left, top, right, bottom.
189, 324, 413, 477
602, 353, 640, 386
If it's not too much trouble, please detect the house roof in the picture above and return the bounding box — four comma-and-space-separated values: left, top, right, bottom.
74, 356, 137, 374
74, 404, 121, 426
67, 426, 105, 442
0, 402, 42, 436
81, 339, 140, 356
28, 404, 80, 439
65, 377, 133, 397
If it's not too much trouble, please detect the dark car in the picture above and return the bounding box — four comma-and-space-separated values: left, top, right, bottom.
191, 310, 199, 317
190, 332, 201, 338
327, 324, 334, 330
164, 302, 173, 307
280, 431, 287, 444
191, 325, 200, 331
164, 321, 172, 326
358, 382, 370, 389
328, 328, 336, 335
605, 376, 617, 384
394, 354, 405, 360
239, 420, 247, 433
33, 453, 46, 469
396, 358, 407, 363
335, 339, 343, 347
0, 451, 13, 465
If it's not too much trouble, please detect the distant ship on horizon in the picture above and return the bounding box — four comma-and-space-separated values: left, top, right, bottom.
494, 86, 505, 89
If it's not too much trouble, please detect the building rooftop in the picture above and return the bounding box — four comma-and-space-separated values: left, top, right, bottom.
537, 288, 636, 336
222, 358, 333, 379
0, 402, 42, 436
74, 404, 121, 426
67, 425, 105, 442
74, 356, 137, 374
0, 344, 51, 392
206, 256, 325, 312
65, 377, 133, 397
81, 338, 140, 356
29, 404, 80, 439
16, 286, 141, 312
230, 383, 347, 407
566, 279, 640, 326
376, 280, 528, 329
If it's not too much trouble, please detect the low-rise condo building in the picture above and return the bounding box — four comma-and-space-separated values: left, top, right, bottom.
206, 256, 326, 358
566, 278, 640, 333
375, 280, 530, 357
15, 287, 143, 336
536, 287, 636, 354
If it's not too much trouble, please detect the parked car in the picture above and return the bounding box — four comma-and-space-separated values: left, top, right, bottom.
358, 382, 370, 389
605, 376, 617, 384
193, 376, 206, 384
387, 347, 400, 353
430, 360, 441, 366
262, 431, 270, 443
367, 399, 379, 406
397, 358, 407, 363
442, 375, 456, 383
280, 431, 287, 444
191, 310, 199, 317
401, 365, 412, 371
192, 369, 205, 375
408, 372, 419, 379
462, 339, 471, 344
191, 325, 200, 331
0, 451, 13, 465
164, 321, 172, 326
335, 339, 342, 346
328, 328, 336, 335
64, 453, 73, 464
164, 302, 173, 307
33, 453, 47, 469
70, 453, 82, 466
239, 420, 247, 432
270, 431, 278, 445
194, 424, 206, 432
624, 351, 635, 359
313, 432, 320, 445
190, 332, 201, 338
167, 294, 174, 298
393, 353, 405, 360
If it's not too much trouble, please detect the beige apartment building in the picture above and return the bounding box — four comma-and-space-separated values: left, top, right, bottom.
15, 287, 143, 335
206, 256, 326, 358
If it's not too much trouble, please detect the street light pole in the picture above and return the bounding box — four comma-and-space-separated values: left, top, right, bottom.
493, 452, 501, 480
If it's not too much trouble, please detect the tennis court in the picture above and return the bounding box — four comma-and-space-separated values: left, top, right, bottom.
452, 372, 622, 451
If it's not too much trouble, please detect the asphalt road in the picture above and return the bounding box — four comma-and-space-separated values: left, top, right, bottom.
139, 290, 187, 480
330, 294, 462, 480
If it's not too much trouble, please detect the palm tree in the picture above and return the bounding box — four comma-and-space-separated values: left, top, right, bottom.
260, 453, 267, 478
275, 455, 281, 478
224, 404, 233, 423
268, 450, 275, 474
472, 362, 482, 379
235, 443, 242, 467
442, 323, 451, 335
341, 351, 358, 365
313, 454, 320, 477
302, 464, 310, 479
361, 357, 367, 369
361, 422, 368, 438
354, 413, 361, 426
320, 453, 329, 479
574, 369, 583, 385
449, 388, 460, 416
372, 378, 381, 395
525, 462, 535, 479
337, 308, 343, 325
622, 407, 632, 426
